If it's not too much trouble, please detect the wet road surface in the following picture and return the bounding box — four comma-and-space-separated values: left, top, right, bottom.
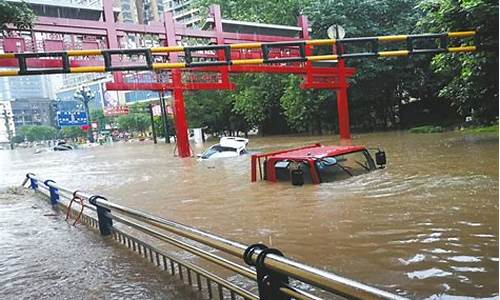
0, 131, 498, 298
0, 189, 202, 300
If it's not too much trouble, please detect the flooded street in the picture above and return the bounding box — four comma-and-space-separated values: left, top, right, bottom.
0, 131, 498, 299
0, 190, 202, 300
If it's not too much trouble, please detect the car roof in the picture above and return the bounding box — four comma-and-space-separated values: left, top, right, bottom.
220, 137, 248, 149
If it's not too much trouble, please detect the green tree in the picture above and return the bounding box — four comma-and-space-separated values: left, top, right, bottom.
0, 0, 35, 33
196, 0, 311, 25
17, 125, 57, 141
231, 74, 289, 134
11, 135, 24, 144
153, 115, 175, 137
417, 0, 498, 123
280, 75, 335, 133
185, 89, 249, 136
195, 0, 307, 135
305, 0, 427, 130
117, 113, 151, 134
197, 0, 432, 133
59, 126, 86, 139
194, 0, 496, 132
90, 109, 111, 132
128, 102, 149, 114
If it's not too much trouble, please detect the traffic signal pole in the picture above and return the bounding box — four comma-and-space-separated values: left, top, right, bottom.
158, 92, 170, 144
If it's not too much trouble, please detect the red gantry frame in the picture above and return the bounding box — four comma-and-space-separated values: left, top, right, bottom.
0, 3, 476, 158
0, 4, 355, 157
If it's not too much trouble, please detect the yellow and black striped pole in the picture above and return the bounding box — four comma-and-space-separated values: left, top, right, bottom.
0, 31, 476, 77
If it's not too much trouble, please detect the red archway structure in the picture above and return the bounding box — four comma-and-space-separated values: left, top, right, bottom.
0, 3, 355, 157
0, 4, 474, 158
102, 5, 356, 157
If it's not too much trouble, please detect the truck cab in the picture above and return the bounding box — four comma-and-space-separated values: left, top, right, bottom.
251, 144, 386, 185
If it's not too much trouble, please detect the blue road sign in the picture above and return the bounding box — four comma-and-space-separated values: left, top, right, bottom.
57, 111, 88, 127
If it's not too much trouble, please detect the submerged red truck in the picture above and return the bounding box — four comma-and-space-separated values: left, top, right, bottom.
251, 143, 386, 185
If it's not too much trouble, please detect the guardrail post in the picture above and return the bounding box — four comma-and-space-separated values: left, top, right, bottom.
30, 179, 38, 189
44, 180, 59, 206
89, 195, 113, 236
244, 244, 290, 300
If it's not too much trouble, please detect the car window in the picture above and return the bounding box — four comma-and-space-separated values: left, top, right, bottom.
201, 145, 219, 158
315, 150, 374, 182
202, 145, 237, 158
216, 146, 237, 152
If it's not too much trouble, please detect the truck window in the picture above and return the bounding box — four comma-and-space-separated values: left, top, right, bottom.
315, 150, 374, 182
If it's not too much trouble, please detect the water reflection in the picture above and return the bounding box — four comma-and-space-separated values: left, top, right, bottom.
0, 131, 497, 298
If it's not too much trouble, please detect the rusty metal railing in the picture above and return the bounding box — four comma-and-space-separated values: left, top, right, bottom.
22, 173, 407, 300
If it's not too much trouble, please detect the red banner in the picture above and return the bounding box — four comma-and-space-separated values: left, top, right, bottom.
104, 105, 129, 116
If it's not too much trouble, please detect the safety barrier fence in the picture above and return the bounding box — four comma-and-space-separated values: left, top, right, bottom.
22, 173, 407, 300
1, 31, 475, 77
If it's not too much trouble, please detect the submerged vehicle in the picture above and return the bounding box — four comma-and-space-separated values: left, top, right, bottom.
53, 141, 73, 151
199, 137, 249, 159
251, 144, 386, 185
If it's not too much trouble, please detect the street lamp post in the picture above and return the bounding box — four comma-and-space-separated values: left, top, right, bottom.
74, 86, 95, 143
1, 103, 14, 150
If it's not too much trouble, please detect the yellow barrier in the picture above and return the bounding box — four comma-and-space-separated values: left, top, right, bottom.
0, 31, 476, 76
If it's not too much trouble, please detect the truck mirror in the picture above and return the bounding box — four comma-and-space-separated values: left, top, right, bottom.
375, 150, 386, 168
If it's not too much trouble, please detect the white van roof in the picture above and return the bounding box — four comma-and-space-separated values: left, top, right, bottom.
219, 137, 249, 149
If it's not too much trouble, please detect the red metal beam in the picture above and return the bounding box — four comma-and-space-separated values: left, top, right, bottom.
106, 81, 235, 91
104, 64, 355, 92
189, 65, 356, 76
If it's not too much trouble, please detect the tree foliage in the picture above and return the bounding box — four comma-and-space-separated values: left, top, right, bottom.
90, 109, 109, 132
231, 74, 289, 134
197, 0, 310, 25
190, 0, 497, 133
116, 113, 150, 134
185, 89, 248, 135
59, 126, 86, 139
417, 0, 498, 123
153, 115, 176, 137
0, 0, 36, 33
17, 125, 57, 142
280, 75, 336, 133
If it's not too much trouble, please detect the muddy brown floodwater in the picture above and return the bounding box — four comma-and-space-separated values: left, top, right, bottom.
0, 190, 203, 300
0, 131, 498, 299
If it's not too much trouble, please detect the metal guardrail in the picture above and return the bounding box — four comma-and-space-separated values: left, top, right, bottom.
22, 173, 407, 300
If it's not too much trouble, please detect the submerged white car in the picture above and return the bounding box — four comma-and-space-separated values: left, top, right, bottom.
199, 137, 249, 159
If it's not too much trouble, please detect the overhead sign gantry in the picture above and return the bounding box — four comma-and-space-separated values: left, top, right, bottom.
0, 3, 476, 157
0, 31, 476, 76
